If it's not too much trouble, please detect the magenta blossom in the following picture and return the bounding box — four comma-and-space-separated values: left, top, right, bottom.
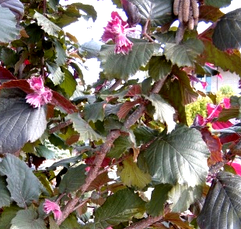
43, 199, 62, 221
26, 77, 52, 108
102, 11, 133, 55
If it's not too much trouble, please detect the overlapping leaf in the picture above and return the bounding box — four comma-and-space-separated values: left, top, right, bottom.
84, 189, 145, 228
0, 154, 44, 208
0, 89, 47, 154
0, 176, 11, 208
204, 0, 231, 8
10, 209, 47, 229
33, 11, 62, 37
139, 125, 209, 186
164, 39, 204, 67
168, 184, 203, 212
100, 40, 160, 79
198, 40, 241, 76
147, 183, 172, 216
148, 56, 172, 80
0, 206, 20, 229
148, 93, 176, 133
0, 6, 20, 43
59, 164, 87, 193
119, 156, 151, 189
197, 172, 241, 229
67, 112, 105, 142
84, 101, 106, 122
129, 0, 174, 26
213, 8, 241, 51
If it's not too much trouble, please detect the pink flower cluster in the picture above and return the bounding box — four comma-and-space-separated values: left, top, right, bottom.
102, 11, 133, 55
26, 77, 52, 108
43, 199, 62, 221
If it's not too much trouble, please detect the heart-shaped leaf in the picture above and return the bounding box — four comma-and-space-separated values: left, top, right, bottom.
0, 154, 44, 208
197, 172, 241, 229
0, 89, 47, 154
213, 8, 241, 51
139, 125, 209, 187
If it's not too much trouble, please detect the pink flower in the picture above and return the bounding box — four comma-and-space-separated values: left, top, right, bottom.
43, 199, 62, 221
102, 11, 133, 55
26, 77, 52, 108
28, 76, 44, 91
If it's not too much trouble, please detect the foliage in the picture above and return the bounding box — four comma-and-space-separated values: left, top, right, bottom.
0, 0, 241, 229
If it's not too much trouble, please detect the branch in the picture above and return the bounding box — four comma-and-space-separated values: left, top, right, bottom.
56, 130, 121, 225
125, 215, 163, 229
124, 104, 146, 129
151, 77, 168, 94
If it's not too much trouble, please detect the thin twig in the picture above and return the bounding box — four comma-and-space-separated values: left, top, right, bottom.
125, 215, 163, 229
56, 130, 121, 225
49, 120, 73, 134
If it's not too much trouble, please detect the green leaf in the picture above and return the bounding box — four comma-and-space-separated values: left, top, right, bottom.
47, 155, 83, 170
148, 94, 176, 133
204, 0, 231, 8
49, 217, 60, 229
197, 172, 241, 229
0, 176, 11, 208
54, 40, 66, 66
213, 9, 241, 51
46, 62, 64, 85
35, 145, 55, 160
148, 56, 172, 80
129, 0, 174, 26
140, 125, 209, 186
60, 67, 77, 98
0, 154, 44, 208
59, 214, 80, 229
0, 6, 20, 43
199, 5, 224, 22
84, 101, 106, 122
147, 183, 172, 216
0, 89, 47, 154
164, 39, 204, 67
33, 11, 62, 37
0, 206, 21, 229
100, 40, 159, 79
134, 126, 159, 146
10, 209, 47, 229
72, 3, 97, 21
199, 40, 241, 76
67, 113, 105, 142
59, 164, 87, 193
0, 47, 19, 68
120, 156, 151, 189
86, 188, 145, 228
108, 136, 132, 158
168, 184, 203, 212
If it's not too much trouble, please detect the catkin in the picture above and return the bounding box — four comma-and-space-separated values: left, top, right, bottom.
182, 0, 190, 22
191, 0, 199, 19
173, 0, 199, 30
173, 0, 181, 16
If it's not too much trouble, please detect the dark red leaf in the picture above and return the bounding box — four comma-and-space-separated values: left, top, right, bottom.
0, 67, 17, 80
121, 0, 141, 27
201, 127, 223, 165
117, 99, 142, 120
0, 79, 32, 93
51, 91, 78, 114
125, 85, 142, 97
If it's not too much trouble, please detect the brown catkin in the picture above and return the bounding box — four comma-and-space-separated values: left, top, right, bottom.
191, 0, 199, 19
182, 0, 190, 22
173, 0, 181, 15
188, 18, 194, 30
178, 0, 183, 22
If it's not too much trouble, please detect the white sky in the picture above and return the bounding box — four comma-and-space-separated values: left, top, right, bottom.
59, 0, 241, 85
